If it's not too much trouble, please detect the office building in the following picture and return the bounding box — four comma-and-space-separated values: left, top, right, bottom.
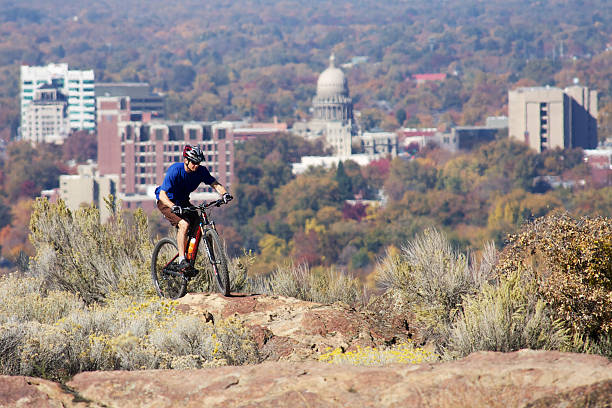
508, 85, 598, 152
20, 63, 95, 136
97, 96, 234, 210
358, 132, 398, 156
21, 84, 69, 144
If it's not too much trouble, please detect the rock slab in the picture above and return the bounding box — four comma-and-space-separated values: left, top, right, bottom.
2, 350, 611, 407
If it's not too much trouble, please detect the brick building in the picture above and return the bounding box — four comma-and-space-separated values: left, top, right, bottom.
97, 96, 234, 210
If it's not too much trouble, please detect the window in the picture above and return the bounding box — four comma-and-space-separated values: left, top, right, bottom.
202, 126, 212, 141
155, 129, 164, 141
189, 128, 197, 140
217, 129, 226, 140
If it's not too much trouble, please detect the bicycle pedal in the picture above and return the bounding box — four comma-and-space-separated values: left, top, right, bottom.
184, 267, 198, 278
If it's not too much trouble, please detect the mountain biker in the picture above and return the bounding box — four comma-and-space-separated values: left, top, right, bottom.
155, 144, 232, 272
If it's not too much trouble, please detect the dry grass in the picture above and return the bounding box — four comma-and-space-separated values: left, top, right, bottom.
247, 262, 365, 306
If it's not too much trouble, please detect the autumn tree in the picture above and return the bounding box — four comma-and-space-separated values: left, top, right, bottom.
2, 141, 63, 202
63, 130, 97, 163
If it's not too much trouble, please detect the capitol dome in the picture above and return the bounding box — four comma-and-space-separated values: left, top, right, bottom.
316, 54, 349, 98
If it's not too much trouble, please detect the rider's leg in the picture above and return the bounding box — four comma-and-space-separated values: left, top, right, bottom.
177, 218, 189, 260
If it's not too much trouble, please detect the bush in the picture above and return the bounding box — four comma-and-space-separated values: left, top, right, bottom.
248, 263, 365, 306
0, 274, 83, 325
375, 228, 496, 347
447, 269, 569, 359
29, 198, 154, 303
497, 213, 612, 341
0, 274, 260, 380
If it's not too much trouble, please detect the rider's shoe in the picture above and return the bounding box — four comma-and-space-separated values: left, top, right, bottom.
177, 259, 197, 277
177, 259, 190, 272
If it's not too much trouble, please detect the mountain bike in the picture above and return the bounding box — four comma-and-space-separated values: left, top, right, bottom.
151, 198, 231, 299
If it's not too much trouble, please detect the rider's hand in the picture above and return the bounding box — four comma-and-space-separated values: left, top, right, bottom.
171, 205, 183, 215
222, 193, 233, 203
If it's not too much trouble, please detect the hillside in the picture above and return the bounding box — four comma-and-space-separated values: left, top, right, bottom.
1, 293, 611, 407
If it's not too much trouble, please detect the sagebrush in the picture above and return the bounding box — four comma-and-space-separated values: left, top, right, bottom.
0, 274, 260, 381
447, 269, 569, 358
247, 262, 365, 306
375, 228, 497, 348
29, 198, 154, 303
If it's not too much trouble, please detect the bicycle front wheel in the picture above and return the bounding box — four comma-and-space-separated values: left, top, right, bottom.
205, 229, 230, 296
151, 237, 187, 299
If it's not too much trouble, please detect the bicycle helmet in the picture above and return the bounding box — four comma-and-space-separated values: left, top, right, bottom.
183, 145, 204, 164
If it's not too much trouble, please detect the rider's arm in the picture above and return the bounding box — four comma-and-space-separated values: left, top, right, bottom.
158, 190, 175, 208
211, 181, 228, 196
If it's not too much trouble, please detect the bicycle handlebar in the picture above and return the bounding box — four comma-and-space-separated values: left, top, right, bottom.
171, 198, 228, 215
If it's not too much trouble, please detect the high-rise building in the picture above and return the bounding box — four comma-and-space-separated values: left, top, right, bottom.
97, 96, 234, 210
20, 63, 95, 138
508, 85, 598, 152
21, 84, 69, 144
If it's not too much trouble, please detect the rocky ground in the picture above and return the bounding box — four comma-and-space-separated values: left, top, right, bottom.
1, 293, 611, 407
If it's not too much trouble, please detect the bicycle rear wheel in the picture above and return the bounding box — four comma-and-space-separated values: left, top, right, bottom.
205, 229, 230, 296
151, 237, 188, 299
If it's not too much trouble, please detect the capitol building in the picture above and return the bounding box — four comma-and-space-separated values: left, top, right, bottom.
292, 54, 358, 157
291, 54, 398, 174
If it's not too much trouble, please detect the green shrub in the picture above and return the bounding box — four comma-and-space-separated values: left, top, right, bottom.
447, 269, 569, 359
375, 228, 497, 347
497, 213, 612, 341
29, 198, 155, 303
247, 263, 365, 306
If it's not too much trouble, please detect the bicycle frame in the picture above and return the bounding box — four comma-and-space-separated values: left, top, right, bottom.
162, 199, 224, 277
152, 197, 231, 298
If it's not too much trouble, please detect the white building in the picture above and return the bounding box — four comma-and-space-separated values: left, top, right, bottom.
292, 54, 357, 157
358, 131, 398, 156
59, 164, 118, 223
20, 63, 95, 139
21, 84, 69, 144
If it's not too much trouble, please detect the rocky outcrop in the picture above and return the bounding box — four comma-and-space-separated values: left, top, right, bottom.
174, 292, 415, 361
3, 350, 611, 407
2, 293, 611, 407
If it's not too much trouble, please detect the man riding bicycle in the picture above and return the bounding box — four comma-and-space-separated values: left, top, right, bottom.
155, 145, 232, 272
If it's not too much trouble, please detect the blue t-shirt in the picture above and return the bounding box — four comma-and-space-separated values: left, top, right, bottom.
155, 162, 217, 204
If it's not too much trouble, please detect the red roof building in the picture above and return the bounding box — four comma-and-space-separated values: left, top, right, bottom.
413, 73, 447, 85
